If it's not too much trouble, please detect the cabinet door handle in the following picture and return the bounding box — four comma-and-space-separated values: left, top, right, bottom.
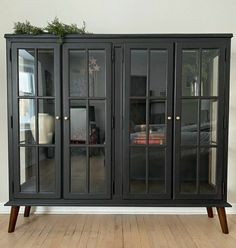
64, 116, 69, 120
176, 116, 180, 120
55, 116, 61, 120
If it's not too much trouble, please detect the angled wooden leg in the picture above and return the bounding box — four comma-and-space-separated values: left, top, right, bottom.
216, 207, 229, 234
8, 206, 20, 233
24, 206, 31, 217
206, 207, 214, 218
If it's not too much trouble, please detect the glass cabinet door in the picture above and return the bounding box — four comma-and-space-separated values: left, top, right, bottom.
123, 43, 174, 199
12, 43, 61, 198
63, 43, 111, 199
174, 42, 225, 199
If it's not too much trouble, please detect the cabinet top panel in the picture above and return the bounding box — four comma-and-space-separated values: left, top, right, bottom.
4, 33, 233, 40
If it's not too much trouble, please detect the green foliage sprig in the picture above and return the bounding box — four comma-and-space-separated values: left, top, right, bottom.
14, 20, 44, 35
13, 17, 89, 38
45, 18, 87, 37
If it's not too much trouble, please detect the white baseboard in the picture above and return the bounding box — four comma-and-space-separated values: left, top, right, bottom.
1, 202, 236, 215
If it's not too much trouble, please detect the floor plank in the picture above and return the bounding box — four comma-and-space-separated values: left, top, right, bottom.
0, 214, 236, 248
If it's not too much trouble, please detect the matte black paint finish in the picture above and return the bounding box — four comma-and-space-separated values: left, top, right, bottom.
5, 34, 232, 207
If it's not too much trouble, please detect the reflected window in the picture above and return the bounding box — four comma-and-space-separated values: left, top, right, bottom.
18, 49, 35, 96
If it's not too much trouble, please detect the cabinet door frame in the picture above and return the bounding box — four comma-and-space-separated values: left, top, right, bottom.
123, 42, 174, 200
11, 42, 61, 199
174, 40, 226, 200
63, 42, 112, 199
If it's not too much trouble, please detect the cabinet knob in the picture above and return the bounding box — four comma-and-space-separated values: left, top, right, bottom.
55, 116, 60, 120
176, 116, 181, 120
64, 116, 69, 120
167, 116, 172, 120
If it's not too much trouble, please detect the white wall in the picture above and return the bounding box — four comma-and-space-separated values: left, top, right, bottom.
0, 0, 236, 207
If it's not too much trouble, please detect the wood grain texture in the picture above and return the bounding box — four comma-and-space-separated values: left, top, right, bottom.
1, 214, 236, 247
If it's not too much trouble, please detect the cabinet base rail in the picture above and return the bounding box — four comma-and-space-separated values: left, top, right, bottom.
8, 206, 229, 234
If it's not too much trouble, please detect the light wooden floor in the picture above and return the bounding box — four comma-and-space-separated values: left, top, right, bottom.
1, 214, 236, 247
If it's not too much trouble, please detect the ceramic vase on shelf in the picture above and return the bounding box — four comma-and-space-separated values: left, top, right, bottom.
30, 113, 54, 144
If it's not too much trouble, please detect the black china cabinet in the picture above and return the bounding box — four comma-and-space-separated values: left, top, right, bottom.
5, 33, 232, 233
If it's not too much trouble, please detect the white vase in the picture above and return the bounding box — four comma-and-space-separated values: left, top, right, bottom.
30, 113, 54, 144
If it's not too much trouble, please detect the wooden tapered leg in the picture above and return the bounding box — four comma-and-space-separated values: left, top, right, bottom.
24, 206, 31, 217
8, 206, 20, 233
216, 207, 229, 234
206, 207, 214, 218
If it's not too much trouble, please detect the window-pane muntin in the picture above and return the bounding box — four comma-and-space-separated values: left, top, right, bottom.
178, 45, 221, 197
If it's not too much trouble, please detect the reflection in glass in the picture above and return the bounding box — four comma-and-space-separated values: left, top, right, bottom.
201, 49, 219, 96
38, 99, 55, 144
70, 147, 87, 193
129, 100, 146, 144
199, 147, 217, 194
69, 50, 87, 97
90, 147, 106, 193
181, 100, 198, 146
38, 49, 54, 96
19, 99, 36, 144
20, 147, 36, 192
89, 101, 105, 145
39, 147, 55, 192
130, 50, 147, 96
149, 101, 166, 145
89, 50, 106, 97
180, 148, 197, 193
18, 49, 35, 96
149, 148, 165, 193
182, 50, 199, 96
201, 100, 217, 145
150, 50, 168, 97
130, 147, 146, 193
70, 100, 87, 144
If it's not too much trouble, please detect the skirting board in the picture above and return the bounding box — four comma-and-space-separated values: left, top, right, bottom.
0, 202, 236, 215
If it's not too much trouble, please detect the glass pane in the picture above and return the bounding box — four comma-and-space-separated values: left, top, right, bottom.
130, 50, 147, 96
180, 148, 197, 193
71, 147, 87, 193
199, 147, 217, 194
149, 148, 165, 193
39, 147, 55, 192
201, 49, 219, 96
150, 50, 168, 97
181, 100, 198, 146
89, 147, 106, 193
89, 50, 105, 97
70, 100, 87, 144
89, 101, 105, 145
149, 101, 166, 145
20, 147, 36, 192
38, 99, 55, 144
69, 50, 87, 97
130, 147, 146, 193
182, 50, 200, 96
19, 99, 36, 144
38, 49, 54, 96
130, 99, 146, 144
18, 49, 35, 96
201, 99, 217, 145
